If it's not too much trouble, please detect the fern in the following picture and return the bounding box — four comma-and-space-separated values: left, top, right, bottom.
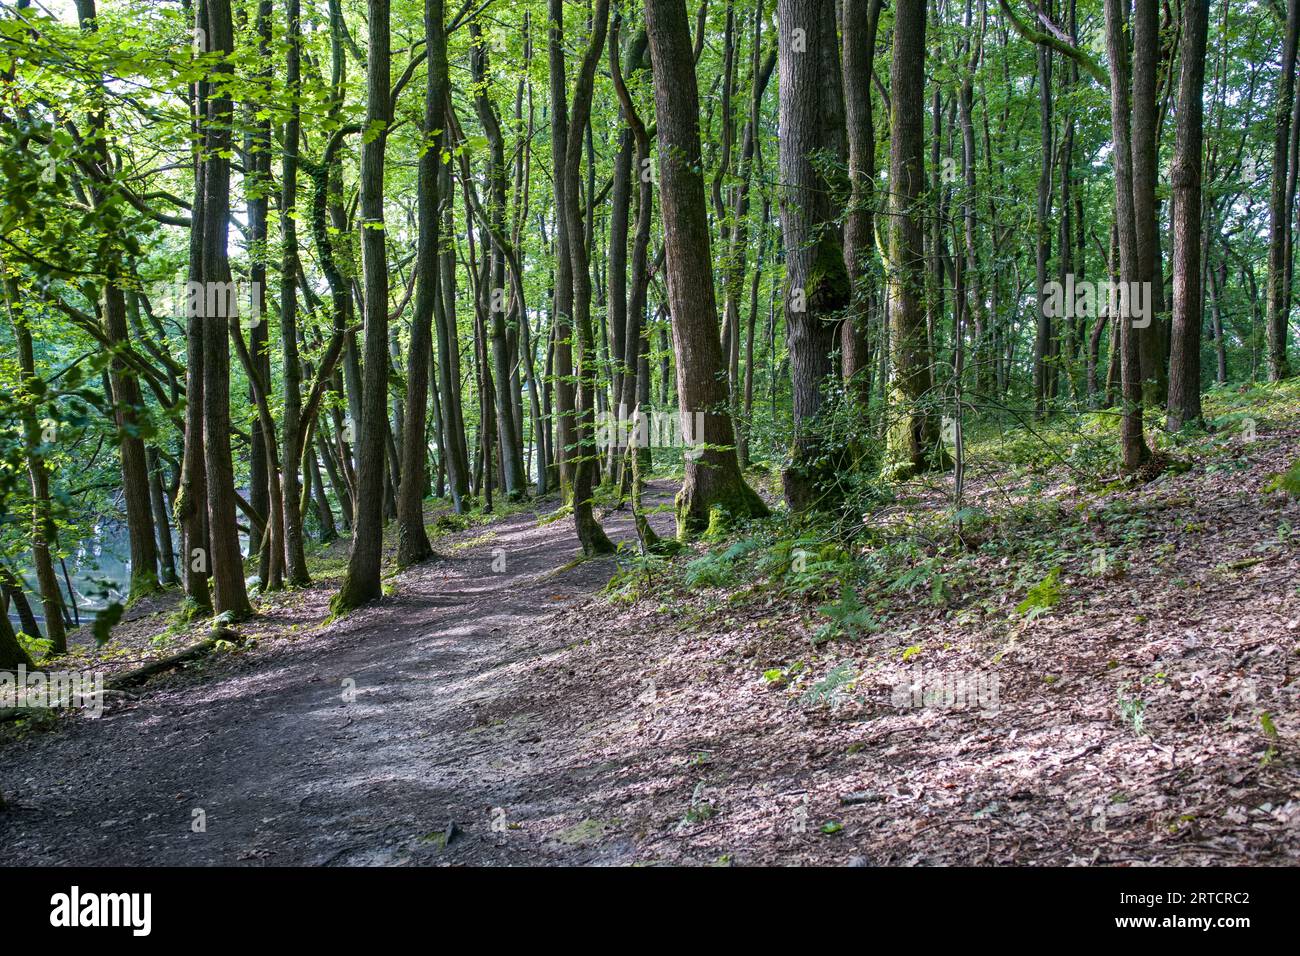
814, 587, 878, 643
800, 662, 858, 706
1265, 459, 1300, 498
1016, 567, 1062, 619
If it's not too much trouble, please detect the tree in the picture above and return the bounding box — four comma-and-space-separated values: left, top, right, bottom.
1103, 0, 1153, 472
777, 0, 852, 509
885, 0, 943, 479
197, 0, 251, 619
1267, 0, 1299, 380
75, 0, 160, 601
396, 0, 448, 567
840, 0, 883, 397
561, 0, 615, 555
645, 0, 767, 535
1167, 0, 1209, 432
333, 0, 392, 613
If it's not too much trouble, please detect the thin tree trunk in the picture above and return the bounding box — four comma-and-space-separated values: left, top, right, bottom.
334, 0, 392, 613
1267, 0, 1299, 379
397, 0, 447, 566
1104, 0, 1153, 471
197, 0, 251, 618
5, 289, 67, 653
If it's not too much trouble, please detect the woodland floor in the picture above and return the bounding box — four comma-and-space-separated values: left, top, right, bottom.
3, 389, 1300, 866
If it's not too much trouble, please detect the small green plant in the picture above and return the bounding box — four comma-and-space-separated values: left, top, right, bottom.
1116, 683, 1147, 736
1016, 567, 1062, 619
813, 587, 878, 644
1260, 711, 1280, 766
682, 540, 759, 588
605, 546, 669, 602
1265, 459, 1300, 498
680, 781, 717, 825
800, 662, 857, 706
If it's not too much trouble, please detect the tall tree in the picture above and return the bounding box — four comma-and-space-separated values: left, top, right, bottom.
397, 0, 448, 566
76, 0, 160, 600
280, 0, 309, 586
470, 19, 528, 499
1267, 0, 1300, 380
777, 0, 852, 509
333, 0, 392, 613
840, 0, 883, 397
1103, 0, 1153, 472
645, 0, 768, 535
1167, 0, 1209, 431
885, 0, 943, 478
197, 0, 251, 618
547, 0, 577, 498
561, 0, 615, 555
5, 296, 67, 653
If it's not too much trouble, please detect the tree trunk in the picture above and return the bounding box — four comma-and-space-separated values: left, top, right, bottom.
198, 0, 252, 619
1132, 0, 1166, 403
75, 0, 160, 601
777, 0, 852, 509
397, 0, 447, 566
5, 295, 67, 653
610, 22, 653, 493
646, 0, 768, 536
885, 0, 943, 478
1167, 0, 1209, 431
1267, 0, 1299, 380
333, 0, 391, 613
471, 20, 528, 499
840, 0, 882, 397
1104, 0, 1152, 471
548, 0, 577, 498
1033, 29, 1054, 418
562, 0, 615, 555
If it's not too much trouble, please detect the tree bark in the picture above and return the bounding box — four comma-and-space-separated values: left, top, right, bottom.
397, 0, 447, 566
885, 0, 943, 478
1167, 0, 1209, 431
562, 0, 615, 555
333, 0, 392, 612
1104, 0, 1153, 472
777, 0, 852, 509
1267, 0, 1299, 380
840, 0, 883, 397
646, 0, 768, 535
198, 0, 251, 619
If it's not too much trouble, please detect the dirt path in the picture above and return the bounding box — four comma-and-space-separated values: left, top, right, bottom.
0, 486, 678, 866
6, 450, 1299, 867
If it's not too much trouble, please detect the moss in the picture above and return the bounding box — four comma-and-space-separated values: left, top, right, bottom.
704, 505, 729, 540
126, 570, 164, 607
805, 231, 853, 314
555, 818, 613, 846
676, 478, 768, 541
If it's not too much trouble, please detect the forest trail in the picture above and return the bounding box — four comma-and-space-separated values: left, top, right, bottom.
5, 436, 1300, 868
0, 484, 680, 866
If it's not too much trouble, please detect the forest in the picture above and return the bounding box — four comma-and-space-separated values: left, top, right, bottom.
0, 0, 1297, 873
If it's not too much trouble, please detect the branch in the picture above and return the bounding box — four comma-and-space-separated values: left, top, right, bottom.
997, 0, 1109, 88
